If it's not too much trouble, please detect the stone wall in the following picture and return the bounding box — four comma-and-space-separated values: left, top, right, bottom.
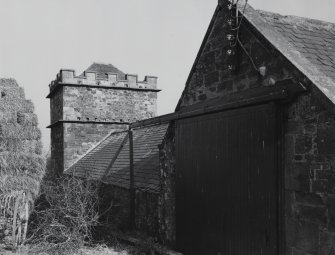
63, 86, 157, 123
50, 87, 63, 124
98, 184, 131, 233
135, 190, 159, 237
50, 124, 64, 177
285, 90, 335, 255
158, 124, 176, 247
98, 184, 159, 238
0, 78, 44, 247
179, 5, 291, 109
0, 78, 43, 159
159, 3, 335, 253
49, 69, 159, 175
63, 123, 128, 169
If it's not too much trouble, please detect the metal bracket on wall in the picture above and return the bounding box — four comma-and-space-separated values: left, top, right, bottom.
46, 120, 130, 129
274, 78, 307, 103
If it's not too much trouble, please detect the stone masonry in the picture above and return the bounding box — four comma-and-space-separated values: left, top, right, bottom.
285, 90, 335, 255
178, 5, 291, 109
158, 124, 176, 246
159, 2, 335, 253
48, 65, 159, 176
0, 78, 44, 246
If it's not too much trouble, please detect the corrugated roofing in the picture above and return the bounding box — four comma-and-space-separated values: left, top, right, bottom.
65, 124, 168, 193
79, 62, 126, 80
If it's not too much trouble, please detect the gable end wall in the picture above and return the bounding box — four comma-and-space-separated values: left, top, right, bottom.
163, 4, 335, 253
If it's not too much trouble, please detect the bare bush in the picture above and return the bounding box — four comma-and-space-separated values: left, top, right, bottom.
27, 175, 100, 254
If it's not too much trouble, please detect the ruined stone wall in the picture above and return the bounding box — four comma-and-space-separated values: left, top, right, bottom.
63, 123, 127, 169
0, 78, 43, 160
0, 78, 44, 246
63, 86, 157, 123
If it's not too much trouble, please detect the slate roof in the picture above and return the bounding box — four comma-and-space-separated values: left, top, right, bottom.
79, 62, 126, 80
237, 2, 335, 105
65, 124, 169, 193
258, 11, 335, 82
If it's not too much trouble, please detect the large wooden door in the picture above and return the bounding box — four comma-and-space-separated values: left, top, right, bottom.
176, 103, 280, 255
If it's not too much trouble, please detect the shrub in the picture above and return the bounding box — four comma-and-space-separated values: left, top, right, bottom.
27, 176, 100, 255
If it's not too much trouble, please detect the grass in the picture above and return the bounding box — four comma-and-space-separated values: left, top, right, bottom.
0, 244, 130, 255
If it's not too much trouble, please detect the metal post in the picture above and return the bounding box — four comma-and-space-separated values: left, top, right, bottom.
129, 129, 135, 230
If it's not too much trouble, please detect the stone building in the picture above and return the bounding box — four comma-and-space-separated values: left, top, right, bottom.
47, 62, 163, 238
48, 1, 335, 254
157, 1, 335, 254
47, 63, 159, 176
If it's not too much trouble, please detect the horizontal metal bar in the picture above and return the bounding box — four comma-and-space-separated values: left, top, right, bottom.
47, 120, 130, 128
131, 88, 288, 129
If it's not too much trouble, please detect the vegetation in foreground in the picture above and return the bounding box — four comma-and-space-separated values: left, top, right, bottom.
0, 174, 132, 254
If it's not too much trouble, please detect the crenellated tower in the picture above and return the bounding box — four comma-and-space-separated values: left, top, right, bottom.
47, 63, 159, 177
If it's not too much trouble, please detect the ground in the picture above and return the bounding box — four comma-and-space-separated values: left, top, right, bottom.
0, 244, 130, 255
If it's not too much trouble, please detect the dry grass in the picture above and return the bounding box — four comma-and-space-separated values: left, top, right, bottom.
0, 244, 130, 255
76, 245, 130, 255
26, 176, 101, 255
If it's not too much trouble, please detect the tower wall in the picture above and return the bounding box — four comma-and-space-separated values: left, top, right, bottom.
49, 86, 64, 177
50, 124, 64, 177
63, 86, 157, 123
48, 68, 159, 176
63, 122, 127, 170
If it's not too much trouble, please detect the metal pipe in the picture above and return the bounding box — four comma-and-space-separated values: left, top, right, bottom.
129, 129, 135, 230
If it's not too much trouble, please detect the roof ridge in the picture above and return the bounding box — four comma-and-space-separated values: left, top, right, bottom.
257, 9, 335, 30
92, 61, 123, 68
79, 62, 126, 79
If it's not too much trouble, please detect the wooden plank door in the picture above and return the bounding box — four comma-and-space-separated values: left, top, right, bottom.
176, 103, 279, 255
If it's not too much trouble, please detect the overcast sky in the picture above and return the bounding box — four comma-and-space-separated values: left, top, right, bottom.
0, 0, 334, 152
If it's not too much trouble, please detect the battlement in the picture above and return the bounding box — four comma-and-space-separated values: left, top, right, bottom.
49, 69, 158, 92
